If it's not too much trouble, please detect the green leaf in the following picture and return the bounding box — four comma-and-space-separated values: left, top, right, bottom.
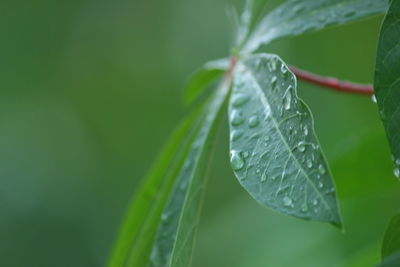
183, 58, 229, 105
236, 0, 253, 46
374, 0, 400, 179
107, 104, 205, 267
382, 214, 400, 259
378, 252, 400, 267
243, 0, 389, 53
150, 82, 230, 267
228, 53, 341, 225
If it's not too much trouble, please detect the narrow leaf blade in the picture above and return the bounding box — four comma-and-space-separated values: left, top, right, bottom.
107, 105, 203, 267
184, 58, 229, 105
382, 214, 400, 259
150, 83, 230, 267
244, 0, 389, 53
229, 53, 341, 225
374, 0, 400, 179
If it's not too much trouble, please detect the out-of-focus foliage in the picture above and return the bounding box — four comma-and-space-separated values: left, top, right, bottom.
1, 0, 398, 266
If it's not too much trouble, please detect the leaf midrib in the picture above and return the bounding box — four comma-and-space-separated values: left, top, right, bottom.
241, 61, 334, 218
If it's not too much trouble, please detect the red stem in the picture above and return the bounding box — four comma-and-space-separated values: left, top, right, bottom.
289, 65, 374, 95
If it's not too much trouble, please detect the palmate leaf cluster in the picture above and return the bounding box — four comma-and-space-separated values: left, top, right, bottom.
108, 0, 400, 266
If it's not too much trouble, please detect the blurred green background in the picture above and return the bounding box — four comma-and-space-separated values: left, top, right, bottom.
1, 0, 399, 266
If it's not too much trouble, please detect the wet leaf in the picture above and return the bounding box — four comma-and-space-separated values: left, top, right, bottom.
374, 0, 400, 179
243, 0, 388, 53
228, 53, 341, 225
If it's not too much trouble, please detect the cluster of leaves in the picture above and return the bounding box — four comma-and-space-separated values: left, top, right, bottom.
108, 0, 400, 266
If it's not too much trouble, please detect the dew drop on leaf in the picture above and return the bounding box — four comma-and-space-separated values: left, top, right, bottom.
312, 199, 318, 206
283, 92, 292, 110
301, 203, 308, 212
371, 94, 377, 103
394, 167, 400, 179
280, 64, 288, 77
230, 151, 244, 171
306, 158, 313, 168
231, 130, 243, 141
283, 196, 293, 207
231, 110, 245, 126
261, 173, 267, 182
248, 115, 260, 128
344, 10, 356, 18
271, 76, 277, 88
304, 126, 308, 136
232, 94, 250, 107
318, 164, 326, 175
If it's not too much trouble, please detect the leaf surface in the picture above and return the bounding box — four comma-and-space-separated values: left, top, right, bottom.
374, 0, 400, 179
108, 104, 204, 267
382, 214, 400, 259
184, 58, 229, 105
228, 53, 341, 225
243, 0, 388, 53
150, 82, 230, 267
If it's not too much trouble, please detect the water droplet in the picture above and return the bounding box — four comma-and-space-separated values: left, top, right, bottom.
344, 10, 356, 17
283, 86, 292, 110
271, 76, 277, 88
318, 164, 326, 174
256, 168, 261, 174
231, 130, 243, 141
371, 94, 377, 103
283, 196, 293, 207
301, 203, 308, 212
243, 151, 249, 158
268, 59, 277, 71
394, 167, 400, 178
280, 64, 288, 77
230, 151, 244, 171
312, 199, 318, 206
306, 159, 313, 168
304, 126, 308, 136
249, 115, 260, 128
232, 94, 250, 107
161, 213, 169, 221
231, 110, 245, 126
261, 173, 267, 182
396, 158, 400, 165
299, 144, 306, 152
318, 182, 323, 188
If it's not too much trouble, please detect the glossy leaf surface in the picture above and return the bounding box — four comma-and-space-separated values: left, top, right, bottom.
374, 0, 400, 179
228, 53, 341, 225
243, 0, 388, 53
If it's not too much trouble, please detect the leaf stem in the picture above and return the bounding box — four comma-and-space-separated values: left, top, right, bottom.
288, 65, 374, 95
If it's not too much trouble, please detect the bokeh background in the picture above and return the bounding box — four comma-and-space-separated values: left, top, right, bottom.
1, 0, 399, 266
